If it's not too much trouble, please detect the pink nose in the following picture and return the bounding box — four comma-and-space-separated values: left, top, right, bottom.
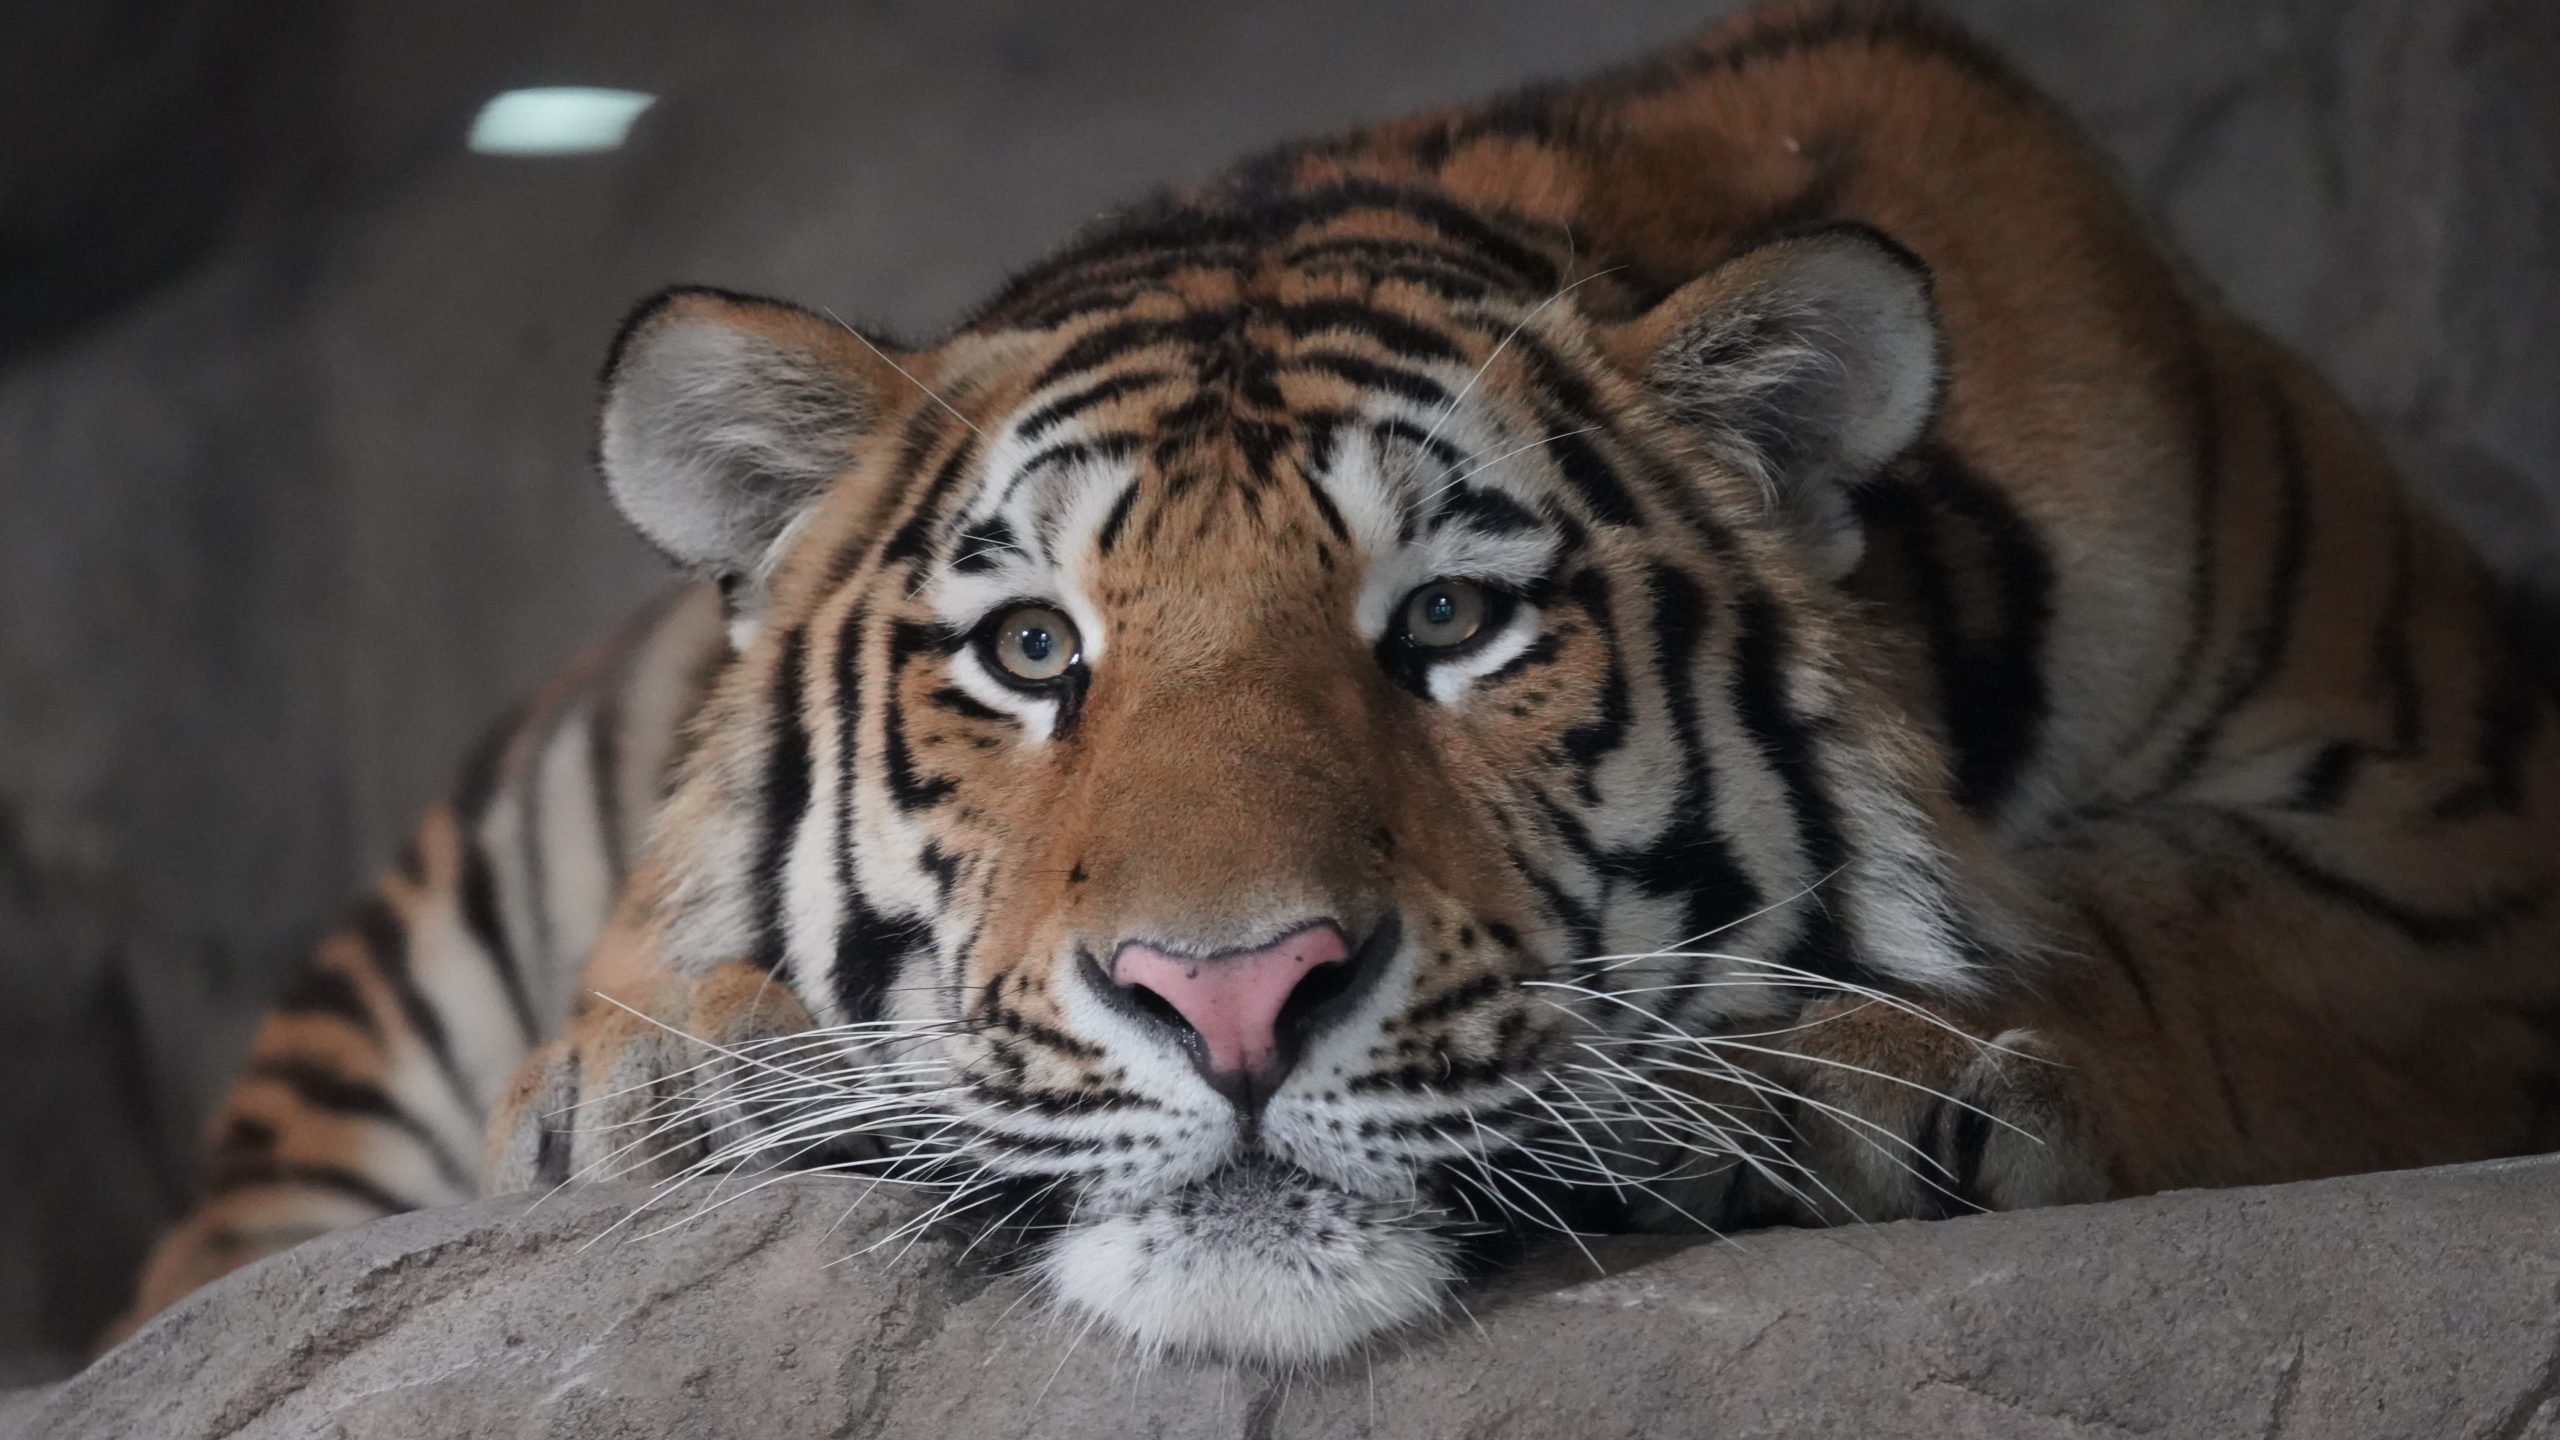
1110, 923, 1353, 1081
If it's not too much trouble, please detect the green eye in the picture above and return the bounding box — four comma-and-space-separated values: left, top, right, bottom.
985, 603, 1080, 684
1398, 579, 1491, 650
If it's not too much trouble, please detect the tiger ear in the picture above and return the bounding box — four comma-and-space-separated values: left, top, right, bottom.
1614, 225, 1943, 579
599, 287, 907, 626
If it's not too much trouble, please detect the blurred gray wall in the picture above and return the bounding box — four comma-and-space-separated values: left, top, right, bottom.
1, 0, 2552, 1379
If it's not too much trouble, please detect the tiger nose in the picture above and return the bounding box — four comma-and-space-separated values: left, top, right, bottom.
1106, 921, 1376, 1105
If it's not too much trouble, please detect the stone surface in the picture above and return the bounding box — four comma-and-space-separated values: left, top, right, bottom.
2, 0, 2555, 1376
15, 1159, 2560, 1438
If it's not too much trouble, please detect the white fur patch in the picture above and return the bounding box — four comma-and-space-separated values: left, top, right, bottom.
1040, 1167, 1456, 1365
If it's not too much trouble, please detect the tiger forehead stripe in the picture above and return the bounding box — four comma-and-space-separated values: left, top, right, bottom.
932, 289, 1538, 580
975, 179, 1567, 327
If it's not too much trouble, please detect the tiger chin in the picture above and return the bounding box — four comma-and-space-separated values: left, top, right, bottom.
126, 1, 2560, 1373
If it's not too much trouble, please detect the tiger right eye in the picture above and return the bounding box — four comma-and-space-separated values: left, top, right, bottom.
986, 603, 1080, 685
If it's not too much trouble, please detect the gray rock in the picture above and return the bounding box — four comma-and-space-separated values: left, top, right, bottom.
19, 1158, 2560, 1439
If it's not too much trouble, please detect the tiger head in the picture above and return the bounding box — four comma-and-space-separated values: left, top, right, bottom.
597, 208, 1982, 1364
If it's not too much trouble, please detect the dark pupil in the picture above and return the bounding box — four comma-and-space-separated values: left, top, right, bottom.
1425, 592, 1458, 627
1017, 625, 1054, 663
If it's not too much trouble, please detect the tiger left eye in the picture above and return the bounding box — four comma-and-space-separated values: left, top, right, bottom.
1398, 580, 1491, 650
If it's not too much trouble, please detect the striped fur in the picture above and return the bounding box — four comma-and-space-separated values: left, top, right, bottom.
127, 2, 2560, 1365
116, 587, 727, 1338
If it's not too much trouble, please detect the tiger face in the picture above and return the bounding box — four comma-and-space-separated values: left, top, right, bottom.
598, 219, 1981, 1363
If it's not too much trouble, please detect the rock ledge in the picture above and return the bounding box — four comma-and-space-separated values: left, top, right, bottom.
15, 1158, 2560, 1438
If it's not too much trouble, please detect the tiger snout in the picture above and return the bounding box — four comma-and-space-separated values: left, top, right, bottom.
1092, 916, 1396, 1109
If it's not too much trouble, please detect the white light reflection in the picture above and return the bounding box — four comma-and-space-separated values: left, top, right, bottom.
467, 88, 657, 156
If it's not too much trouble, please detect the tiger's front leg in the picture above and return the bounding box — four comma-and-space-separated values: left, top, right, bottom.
1748, 788, 2560, 1227
1746, 995, 2109, 1225
485, 958, 819, 1194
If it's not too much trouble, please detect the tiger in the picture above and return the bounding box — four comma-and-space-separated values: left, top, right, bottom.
119, 0, 2560, 1367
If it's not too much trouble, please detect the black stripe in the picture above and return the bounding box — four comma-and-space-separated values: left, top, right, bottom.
1529, 788, 1612, 870
1276, 232, 1496, 273
925, 684, 1006, 723
826, 405, 961, 587
1428, 484, 1542, 538
1858, 450, 2054, 817
511, 716, 559, 1007
1503, 330, 1608, 426
273, 964, 375, 1033
1014, 370, 1170, 441
1029, 319, 1190, 392
1729, 586, 1859, 979
1498, 327, 1643, 528
986, 180, 1559, 324
1945, 1099, 1994, 1209
589, 684, 627, 881
1626, 566, 1760, 961
1293, 181, 1561, 290
2149, 380, 2314, 798
1095, 479, 1142, 556
1285, 350, 1450, 408
748, 627, 814, 977
1298, 467, 1350, 544
1936, 454, 2053, 815
1282, 262, 1498, 304
2442, 574, 2548, 818
203, 1156, 421, 1216
879, 436, 984, 569
951, 515, 1018, 574
1015, 433, 1145, 483
533, 1113, 568, 1186
986, 438, 1137, 535
1403, 974, 1506, 1027
831, 901, 931, 1031
210, 1114, 277, 1162
457, 839, 539, 1042
880, 623, 959, 811
245, 1057, 474, 1193
2219, 812, 2546, 946
2279, 455, 2426, 815
830, 603, 931, 1026
1271, 299, 1466, 364
2285, 741, 2364, 812
449, 702, 526, 827
2129, 345, 2226, 748
1310, 257, 1499, 304
1514, 845, 1603, 954
1557, 569, 1634, 799
917, 842, 959, 905
1543, 429, 1642, 529
1371, 417, 1466, 475
1277, 235, 1518, 292
351, 895, 478, 1114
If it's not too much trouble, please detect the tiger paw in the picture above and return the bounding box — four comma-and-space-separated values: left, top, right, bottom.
483, 960, 819, 1194
1756, 999, 2106, 1223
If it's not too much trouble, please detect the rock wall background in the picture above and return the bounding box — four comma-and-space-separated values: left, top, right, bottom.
1, 0, 2553, 1381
